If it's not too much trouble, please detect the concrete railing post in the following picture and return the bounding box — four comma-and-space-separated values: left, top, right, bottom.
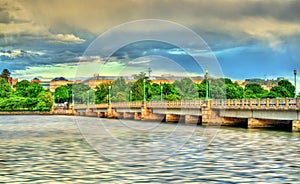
227, 99, 230, 108
257, 98, 261, 108
275, 98, 279, 108
241, 99, 244, 108
285, 97, 289, 108
266, 98, 270, 107
297, 98, 300, 108
249, 98, 253, 108
234, 99, 237, 107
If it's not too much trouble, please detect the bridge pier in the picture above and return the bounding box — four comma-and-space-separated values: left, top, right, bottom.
165, 114, 180, 123
86, 109, 97, 117
123, 112, 135, 119
292, 120, 300, 132
185, 115, 201, 124
97, 112, 107, 118
222, 117, 247, 127
248, 118, 291, 129
134, 112, 142, 120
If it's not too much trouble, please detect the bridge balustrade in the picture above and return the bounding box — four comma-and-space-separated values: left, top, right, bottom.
212, 98, 300, 110
74, 98, 300, 111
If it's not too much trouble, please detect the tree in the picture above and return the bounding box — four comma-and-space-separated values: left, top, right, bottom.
131, 78, 151, 101
278, 80, 295, 97
54, 86, 69, 103
208, 79, 226, 99
37, 91, 53, 111
226, 83, 243, 99
111, 77, 128, 102
245, 83, 264, 94
95, 83, 110, 104
72, 83, 91, 103
0, 69, 11, 80
26, 82, 44, 98
173, 78, 198, 100
14, 80, 31, 97
269, 86, 290, 98
0, 78, 12, 98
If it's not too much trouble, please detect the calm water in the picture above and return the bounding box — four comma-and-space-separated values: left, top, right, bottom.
0, 115, 299, 183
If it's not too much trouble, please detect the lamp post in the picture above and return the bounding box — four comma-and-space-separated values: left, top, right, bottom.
108, 86, 111, 103
129, 90, 132, 102
143, 78, 146, 101
72, 94, 74, 105
160, 85, 163, 101
87, 90, 90, 107
205, 68, 209, 99
294, 68, 297, 98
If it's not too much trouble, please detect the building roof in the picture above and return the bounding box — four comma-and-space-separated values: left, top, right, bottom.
51, 77, 68, 81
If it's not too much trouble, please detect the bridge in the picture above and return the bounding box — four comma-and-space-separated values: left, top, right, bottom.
72, 98, 300, 132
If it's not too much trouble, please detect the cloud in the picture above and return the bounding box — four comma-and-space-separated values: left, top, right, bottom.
0, 49, 44, 59
51, 33, 85, 43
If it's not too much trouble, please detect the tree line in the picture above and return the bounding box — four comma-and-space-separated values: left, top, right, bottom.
53, 72, 297, 105
0, 69, 53, 111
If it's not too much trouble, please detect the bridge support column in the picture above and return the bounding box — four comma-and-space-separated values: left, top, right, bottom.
107, 103, 118, 118
165, 114, 180, 123
97, 112, 106, 118
86, 109, 97, 117
185, 115, 201, 124
123, 112, 135, 119
202, 100, 222, 126
248, 118, 291, 129
222, 117, 247, 127
292, 120, 300, 132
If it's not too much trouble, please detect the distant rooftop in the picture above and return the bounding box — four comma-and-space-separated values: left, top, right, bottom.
51, 77, 68, 81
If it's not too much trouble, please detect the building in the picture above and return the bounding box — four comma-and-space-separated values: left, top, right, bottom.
7, 77, 18, 87
31, 77, 41, 83
49, 77, 79, 92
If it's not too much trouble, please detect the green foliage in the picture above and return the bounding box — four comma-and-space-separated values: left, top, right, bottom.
245, 83, 264, 94
278, 80, 295, 97
226, 84, 243, 99
0, 78, 12, 98
131, 78, 149, 101
0, 78, 53, 111
95, 83, 110, 104
27, 82, 44, 98
14, 80, 31, 97
161, 83, 180, 101
37, 91, 53, 111
269, 86, 290, 98
72, 83, 92, 104
174, 78, 198, 100
54, 86, 70, 103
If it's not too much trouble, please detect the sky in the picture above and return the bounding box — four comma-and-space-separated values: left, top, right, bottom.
1, 0, 300, 91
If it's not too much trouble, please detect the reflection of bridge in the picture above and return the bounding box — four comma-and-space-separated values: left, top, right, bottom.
73, 98, 300, 132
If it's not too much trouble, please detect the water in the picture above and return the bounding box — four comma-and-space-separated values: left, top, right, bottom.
0, 115, 299, 183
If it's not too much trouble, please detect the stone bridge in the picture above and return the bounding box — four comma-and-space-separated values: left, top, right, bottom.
73, 98, 300, 132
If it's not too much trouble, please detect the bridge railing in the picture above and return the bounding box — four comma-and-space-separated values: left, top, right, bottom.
148, 100, 204, 109
74, 98, 300, 110
111, 102, 142, 108
212, 98, 300, 109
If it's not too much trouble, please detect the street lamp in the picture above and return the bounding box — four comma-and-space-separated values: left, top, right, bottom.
160, 85, 163, 101
205, 68, 209, 99
129, 90, 132, 102
87, 90, 90, 106
108, 86, 111, 103
72, 94, 74, 105
143, 78, 146, 101
294, 68, 297, 98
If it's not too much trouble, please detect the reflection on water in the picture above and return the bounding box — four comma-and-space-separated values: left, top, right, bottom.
0, 115, 299, 183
